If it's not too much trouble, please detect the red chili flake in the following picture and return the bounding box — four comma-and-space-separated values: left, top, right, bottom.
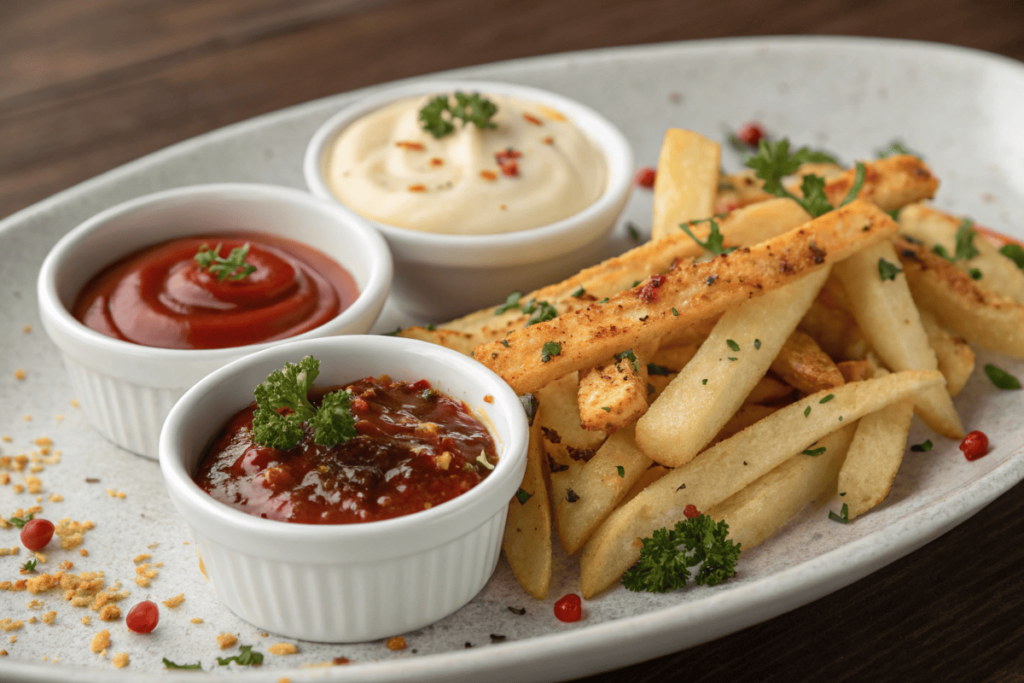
430, 157, 444, 167
683, 504, 701, 519
522, 113, 543, 126
500, 161, 519, 177
408, 184, 427, 192
480, 170, 497, 181
542, 136, 554, 145
395, 141, 425, 151
495, 148, 522, 178
333, 657, 351, 665
634, 167, 656, 189
553, 594, 582, 623
960, 431, 989, 461
736, 122, 766, 148
637, 274, 667, 303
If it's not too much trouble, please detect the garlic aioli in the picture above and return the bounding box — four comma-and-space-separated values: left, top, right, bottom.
325, 94, 607, 235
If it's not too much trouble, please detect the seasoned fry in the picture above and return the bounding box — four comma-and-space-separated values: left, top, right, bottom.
899, 202, 1024, 305
918, 309, 974, 397
652, 129, 720, 240
476, 200, 899, 395
798, 298, 867, 362
636, 267, 830, 467
833, 239, 963, 439
579, 370, 945, 597
769, 330, 845, 395
535, 372, 606, 463
649, 343, 699, 372
502, 408, 551, 599
397, 327, 478, 356
621, 465, 670, 506
745, 375, 796, 405
577, 340, 658, 432
707, 425, 856, 550
554, 426, 653, 554
707, 403, 779, 447
837, 359, 873, 383
895, 236, 1024, 359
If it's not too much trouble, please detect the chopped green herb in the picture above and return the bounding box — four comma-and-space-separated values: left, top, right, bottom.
193, 243, 257, 282
999, 243, 1024, 269
838, 161, 867, 207
802, 447, 827, 456
163, 658, 203, 671
621, 515, 741, 593
601, 406, 611, 412
627, 222, 642, 243
680, 218, 737, 256
514, 488, 533, 505
671, 307, 679, 317
21, 559, 37, 572
933, 244, 952, 261
647, 363, 671, 376
632, 280, 641, 288
876, 140, 915, 158
217, 645, 264, 667
525, 300, 558, 326
804, 406, 812, 417
887, 208, 901, 221
984, 363, 1021, 390
754, 339, 761, 350
840, 491, 847, 496
954, 219, 980, 261
251, 356, 356, 450
819, 394, 835, 404
727, 357, 738, 362
910, 440, 933, 452
571, 286, 586, 298
419, 92, 497, 139
726, 339, 740, 352
616, 466, 625, 478
702, 379, 708, 385
745, 138, 838, 218
829, 503, 850, 524
384, 327, 402, 336
969, 268, 983, 280
495, 291, 523, 314
615, 349, 640, 373
501, 339, 510, 348
520, 393, 538, 425
599, 298, 610, 304
7, 513, 33, 529
540, 341, 561, 363
425, 323, 436, 331
799, 173, 834, 217
878, 258, 902, 281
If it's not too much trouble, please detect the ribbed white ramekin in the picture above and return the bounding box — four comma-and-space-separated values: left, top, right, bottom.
37, 184, 393, 459
159, 335, 529, 642
304, 79, 634, 319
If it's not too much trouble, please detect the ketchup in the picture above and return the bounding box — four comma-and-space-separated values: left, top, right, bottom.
72, 234, 358, 350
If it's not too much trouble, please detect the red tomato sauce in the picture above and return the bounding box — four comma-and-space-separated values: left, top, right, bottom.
72, 233, 358, 350
192, 377, 498, 524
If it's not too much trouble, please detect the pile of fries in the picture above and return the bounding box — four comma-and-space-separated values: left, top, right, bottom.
400, 128, 1024, 600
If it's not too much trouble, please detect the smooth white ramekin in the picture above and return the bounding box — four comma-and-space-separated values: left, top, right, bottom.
304, 79, 634, 319
37, 184, 393, 460
159, 334, 529, 642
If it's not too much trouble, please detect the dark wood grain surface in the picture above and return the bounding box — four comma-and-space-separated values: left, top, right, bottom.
3, 1, 1023, 681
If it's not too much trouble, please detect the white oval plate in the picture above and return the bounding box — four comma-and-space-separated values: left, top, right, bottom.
2, 36, 1023, 683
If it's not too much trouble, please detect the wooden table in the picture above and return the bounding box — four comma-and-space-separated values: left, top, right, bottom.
3, 1, 1023, 681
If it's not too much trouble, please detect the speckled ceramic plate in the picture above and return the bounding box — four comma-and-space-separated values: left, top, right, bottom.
2, 37, 1023, 683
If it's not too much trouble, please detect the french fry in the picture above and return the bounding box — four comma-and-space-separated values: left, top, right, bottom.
899, 202, 1024, 305
652, 129, 720, 240
502, 406, 551, 599
577, 340, 658, 432
637, 267, 830, 467
833, 239, 964, 439
745, 375, 796, 405
895, 236, 1024, 359
769, 330, 845, 395
555, 426, 653, 554
621, 465, 670, 505
707, 403, 779, 447
918, 309, 975, 397
536, 372, 604, 514
707, 424, 856, 550
798, 298, 868, 361
397, 326, 479, 356
649, 343, 699, 372
837, 359, 873, 383
476, 200, 899, 395
579, 369, 945, 597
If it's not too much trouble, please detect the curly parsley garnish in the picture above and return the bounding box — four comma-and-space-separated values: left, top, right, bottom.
163, 658, 203, 670
251, 356, 356, 450
680, 217, 736, 257
495, 291, 523, 314
745, 138, 856, 218
878, 258, 902, 281
419, 92, 498, 139
194, 243, 257, 282
217, 645, 264, 667
7, 513, 33, 529
523, 299, 557, 326
622, 515, 740, 592
20, 559, 37, 573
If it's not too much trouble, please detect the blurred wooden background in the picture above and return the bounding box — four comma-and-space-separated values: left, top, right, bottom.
2, 1, 1024, 681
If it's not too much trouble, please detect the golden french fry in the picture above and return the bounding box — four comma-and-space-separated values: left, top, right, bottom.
707, 403, 779, 448
555, 426, 653, 554
899, 202, 1024, 305
745, 375, 796, 405
577, 340, 658, 432
476, 200, 899, 395
707, 424, 856, 550
652, 129, 720, 240
397, 326, 479, 356
579, 369, 945, 597
536, 372, 606, 462
621, 465, 670, 505
837, 359, 873, 383
649, 343, 699, 372
918, 309, 975, 397
636, 267, 830, 467
502, 407, 551, 599
896, 236, 1024, 359
798, 298, 868, 362
770, 330, 845, 395
833, 239, 964, 439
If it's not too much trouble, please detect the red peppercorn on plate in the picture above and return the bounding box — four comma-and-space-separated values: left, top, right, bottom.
2, 37, 1024, 683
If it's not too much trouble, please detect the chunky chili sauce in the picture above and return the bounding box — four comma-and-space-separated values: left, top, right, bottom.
72, 233, 358, 350
192, 377, 498, 524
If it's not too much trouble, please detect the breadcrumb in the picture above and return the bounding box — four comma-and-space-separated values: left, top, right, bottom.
0, 619, 24, 633
42, 611, 56, 625
54, 518, 94, 549
81, 616, 91, 626
217, 633, 238, 650
105, 489, 126, 499
132, 554, 151, 564
134, 564, 157, 587
59, 560, 73, 570
269, 642, 298, 655
162, 594, 184, 609
79, 549, 88, 557
23, 325, 31, 333
190, 617, 203, 624
0, 547, 18, 556
112, 652, 129, 669
0, 436, 9, 443
90, 629, 109, 654
0, 474, 8, 485
70, 399, 80, 408
26, 599, 44, 610
48, 493, 63, 503
25, 477, 42, 495
99, 604, 121, 621
14, 370, 25, 381
12, 484, 23, 494
33, 437, 52, 447
386, 636, 407, 651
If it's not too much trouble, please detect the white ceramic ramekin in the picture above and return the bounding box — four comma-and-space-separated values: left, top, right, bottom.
37, 184, 393, 460
304, 79, 634, 319
159, 334, 528, 642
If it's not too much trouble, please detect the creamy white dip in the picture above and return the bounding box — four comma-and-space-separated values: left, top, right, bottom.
325, 94, 607, 235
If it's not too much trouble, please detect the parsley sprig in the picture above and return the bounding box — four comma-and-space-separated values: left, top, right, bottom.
419, 92, 498, 139
745, 139, 864, 218
194, 243, 257, 282
217, 645, 264, 667
8, 513, 33, 528
163, 658, 203, 670
251, 356, 356, 450
680, 217, 736, 256
622, 514, 741, 593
